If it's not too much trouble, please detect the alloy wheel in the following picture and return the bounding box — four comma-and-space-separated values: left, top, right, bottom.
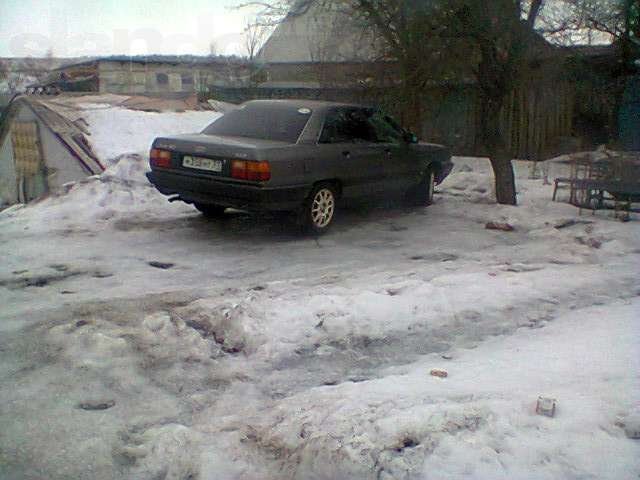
311, 188, 335, 228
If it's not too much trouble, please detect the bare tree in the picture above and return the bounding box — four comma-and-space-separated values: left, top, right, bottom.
564, 0, 628, 38
244, 19, 270, 60
237, 0, 314, 26
342, 0, 549, 204
534, 0, 628, 44
450, 0, 550, 204
243, 0, 535, 204
553, 0, 636, 68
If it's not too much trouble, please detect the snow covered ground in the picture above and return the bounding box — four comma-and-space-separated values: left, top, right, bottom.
0, 154, 639, 480
79, 105, 220, 163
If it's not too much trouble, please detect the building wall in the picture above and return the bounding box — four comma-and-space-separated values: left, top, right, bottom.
13, 106, 47, 201
0, 104, 91, 205
18, 106, 91, 189
0, 128, 17, 205
258, 3, 376, 62
97, 61, 196, 94
96, 61, 252, 94
256, 62, 397, 88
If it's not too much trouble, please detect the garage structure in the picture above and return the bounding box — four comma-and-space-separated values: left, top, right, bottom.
45, 56, 252, 95
0, 96, 104, 205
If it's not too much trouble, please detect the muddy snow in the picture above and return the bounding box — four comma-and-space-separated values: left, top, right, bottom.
1, 155, 639, 479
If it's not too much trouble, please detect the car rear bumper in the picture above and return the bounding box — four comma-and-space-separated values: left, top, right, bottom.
146, 169, 311, 211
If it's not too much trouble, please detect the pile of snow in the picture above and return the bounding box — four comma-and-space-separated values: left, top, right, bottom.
102, 153, 155, 184
241, 299, 640, 480
0, 154, 193, 231
177, 260, 638, 365
81, 107, 221, 163
438, 156, 570, 204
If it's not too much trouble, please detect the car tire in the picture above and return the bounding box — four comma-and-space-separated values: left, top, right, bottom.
299, 183, 337, 234
407, 168, 435, 206
194, 203, 227, 218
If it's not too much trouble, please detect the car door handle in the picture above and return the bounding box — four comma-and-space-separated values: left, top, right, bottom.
342, 151, 351, 158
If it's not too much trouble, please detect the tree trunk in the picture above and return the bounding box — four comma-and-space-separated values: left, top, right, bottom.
399, 60, 423, 135
405, 86, 422, 135
480, 93, 518, 205
489, 152, 517, 205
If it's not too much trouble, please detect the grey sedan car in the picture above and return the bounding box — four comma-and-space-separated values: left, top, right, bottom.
146, 99, 452, 233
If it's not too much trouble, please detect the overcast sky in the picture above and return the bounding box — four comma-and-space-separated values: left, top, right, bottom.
0, 0, 259, 57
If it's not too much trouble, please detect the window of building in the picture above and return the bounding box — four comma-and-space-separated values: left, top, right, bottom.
156, 73, 169, 85
181, 73, 194, 85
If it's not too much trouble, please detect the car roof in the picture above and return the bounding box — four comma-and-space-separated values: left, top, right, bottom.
241, 99, 372, 112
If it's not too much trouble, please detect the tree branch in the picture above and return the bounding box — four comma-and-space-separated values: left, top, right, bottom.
527, 0, 544, 28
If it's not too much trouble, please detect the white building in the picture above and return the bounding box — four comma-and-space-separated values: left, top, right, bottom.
257, 1, 376, 63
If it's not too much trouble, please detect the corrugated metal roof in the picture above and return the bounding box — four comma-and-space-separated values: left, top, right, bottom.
26, 98, 105, 174
1, 93, 218, 176
0, 96, 104, 175
55, 55, 249, 71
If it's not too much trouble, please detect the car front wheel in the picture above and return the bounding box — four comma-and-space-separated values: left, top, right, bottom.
300, 183, 336, 234
407, 168, 435, 206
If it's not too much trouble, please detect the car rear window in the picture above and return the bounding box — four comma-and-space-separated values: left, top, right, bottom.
202, 104, 312, 143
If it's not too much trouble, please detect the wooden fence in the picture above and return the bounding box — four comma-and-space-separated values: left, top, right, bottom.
206, 78, 590, 161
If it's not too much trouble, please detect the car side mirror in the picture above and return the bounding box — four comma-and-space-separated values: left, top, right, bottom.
404, 132, 418, 144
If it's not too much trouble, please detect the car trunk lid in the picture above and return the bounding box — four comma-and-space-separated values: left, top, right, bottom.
153, 134, 289, 159
151, 134, 288, 181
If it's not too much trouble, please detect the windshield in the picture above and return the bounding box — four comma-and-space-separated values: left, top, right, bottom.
202, 104, 311, 143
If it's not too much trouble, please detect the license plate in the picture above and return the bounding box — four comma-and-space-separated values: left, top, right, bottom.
182, 155, 222, 172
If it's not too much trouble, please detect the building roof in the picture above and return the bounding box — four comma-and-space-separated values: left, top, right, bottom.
0, 95, 104, 175
55, 55, 249, 71
258, 2, 376, 63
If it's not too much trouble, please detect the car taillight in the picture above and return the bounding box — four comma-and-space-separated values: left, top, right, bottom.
231, 160, 271, 181
150, 148, 171, 168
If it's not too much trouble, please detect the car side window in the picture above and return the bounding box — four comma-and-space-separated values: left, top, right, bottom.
367, 111, 405, 144
319, 108, 376, 144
